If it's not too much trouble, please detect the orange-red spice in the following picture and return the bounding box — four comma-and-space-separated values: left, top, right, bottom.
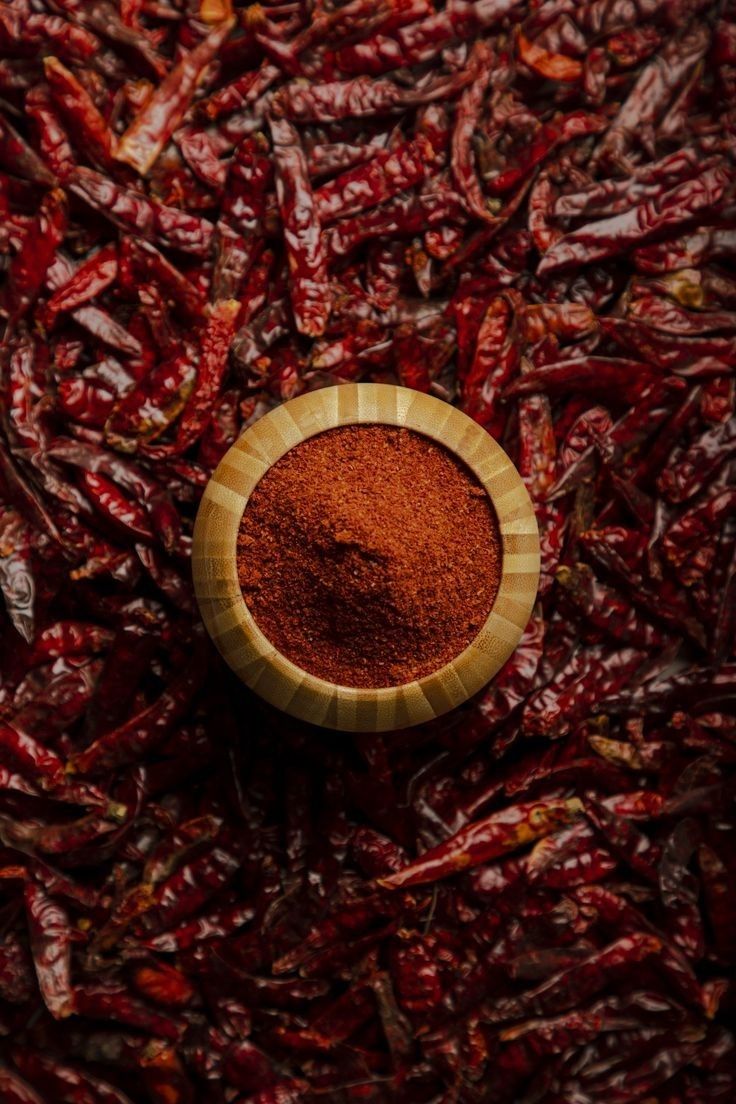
237, 425, 502, 688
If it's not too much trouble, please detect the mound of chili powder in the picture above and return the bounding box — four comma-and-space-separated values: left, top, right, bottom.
237, 424, 502, 688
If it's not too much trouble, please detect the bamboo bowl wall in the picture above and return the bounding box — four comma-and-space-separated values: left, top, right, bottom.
192, 383, 540, 732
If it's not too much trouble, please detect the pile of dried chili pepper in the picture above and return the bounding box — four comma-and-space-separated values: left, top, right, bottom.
0, 0, 734, 1101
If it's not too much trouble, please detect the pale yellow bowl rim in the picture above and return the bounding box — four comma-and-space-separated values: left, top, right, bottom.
192, 383, 540, 732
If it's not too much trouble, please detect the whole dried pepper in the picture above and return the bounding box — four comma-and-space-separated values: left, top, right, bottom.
115, 17, 235, 176
269, 116, 331, 337
46, 441, 181, 551
538, 165, 731, 276
379, 799, 583, 888
24, 86, 76, 182
658, 417, 736, 503
42, 243, 118, 328
213, 133, 272, 299
46, 254, 142, 357
336, 0, 524, 75
314, 135, 434, 224
70, 167, 214, 256
9, 1050, 135, 1104
451, 39, 497, 222
592, 23, 711, 167
71, 647, 205, 775
556, 562, 665, 648
554, 145, 709, 219
0, 1069, 46, 1104
43, 56, 117, 171
120, 238, 204, 321
272, 68, 475, 124
460, 292, 521, 436
104, 348, 197, 451
80, 470, 155, 542
517, 29, 583, 82
0, 722, 65, 791
24, 882, 74, 1020
0, 112, 56, 187
486, 932, 664, 1022
2, 188, 66, 325
144, 299, 240, 457
505, 356, 654, 399
486, 110, 608, 197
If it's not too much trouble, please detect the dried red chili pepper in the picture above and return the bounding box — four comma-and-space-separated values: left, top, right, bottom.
143, 902, 255, 953
9, 1049, 134, 1104
136, 842, 243, 937
461, 292, 520, 437
79, 469, 154, 541
46, 254, 142, 357
43, 244, 118, 329
486, 110, 607, 197
314, 135, 434, 224
486, 932, 664, 1022
143, 299, 239, 458
74, 981, 185, 1040
592, 23, 711, 167
556, 562, 664, 648
43, 56, 117, 171
3, 187, 66, 324
451, 39, 496, 223
269, 115, 331, 337
0, 723, 65, 791
115, 18, 234, 175
0, 1069, 46, 1104
273, 68, 475, 124
379, 799, 583, 889
0, 7, 106, 68
539, 165, 730, 276
505, 355, 655, 399
517, 30, 583, 82
337, 0, 523, 75
200, 60, 279, 121
0, 112, 57, 187
24, 881, 74, 1020
70, 167, 214, 256
47, 441, 180, 551
25, 85, 76, 182
71, 648, 205, 775
658, 417, 736, 503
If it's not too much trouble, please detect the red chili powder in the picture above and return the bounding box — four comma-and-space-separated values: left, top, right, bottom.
236, 424, 502, 688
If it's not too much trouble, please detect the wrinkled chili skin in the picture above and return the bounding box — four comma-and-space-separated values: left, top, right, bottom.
0, 1, 735, 1101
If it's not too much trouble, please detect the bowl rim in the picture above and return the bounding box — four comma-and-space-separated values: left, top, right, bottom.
192, 382, 540, 732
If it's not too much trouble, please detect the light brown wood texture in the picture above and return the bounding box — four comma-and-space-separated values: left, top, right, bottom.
193, 383, 540, 732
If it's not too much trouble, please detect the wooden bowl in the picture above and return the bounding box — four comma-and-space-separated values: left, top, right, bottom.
192, 383, 540, 732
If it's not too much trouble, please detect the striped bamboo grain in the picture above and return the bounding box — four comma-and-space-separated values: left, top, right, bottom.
192, 383, 540, 732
